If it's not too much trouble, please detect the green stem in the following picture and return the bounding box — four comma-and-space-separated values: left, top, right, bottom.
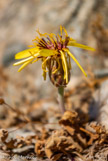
58, 87, 65, 113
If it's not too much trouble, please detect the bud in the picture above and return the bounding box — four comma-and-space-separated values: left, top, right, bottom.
48, 58, 71, 87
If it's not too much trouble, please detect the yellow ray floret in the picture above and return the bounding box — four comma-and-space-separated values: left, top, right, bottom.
64, 49, 87, 77
13, 56, 34, 66
13, 53, 40, 66
42, 57, 50, 72
39, 49, 57, 57
18, 59, 33, 72
13, 49, 57, 72
68, 41, 95, 51
15, 48, 39, 59
60, 50, 68, 83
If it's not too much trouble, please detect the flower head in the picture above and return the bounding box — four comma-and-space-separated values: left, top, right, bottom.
13, 26, 95, 87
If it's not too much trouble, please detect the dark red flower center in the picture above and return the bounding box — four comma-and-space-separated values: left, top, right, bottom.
37, 35, 70, 51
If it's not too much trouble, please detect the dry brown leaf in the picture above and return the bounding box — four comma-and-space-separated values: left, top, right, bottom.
45, 129, 83, 160
0, 129, 8, 142
35, 140, 45, 157
0, 129, 25, 150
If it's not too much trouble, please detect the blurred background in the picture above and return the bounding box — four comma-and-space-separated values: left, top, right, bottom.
0, 0, 108, 108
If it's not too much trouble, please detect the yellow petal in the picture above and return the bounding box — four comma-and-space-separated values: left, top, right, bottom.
13, 56, 33, 66
32, 58, 39, 64
60, 51, 68, 83
18, 60, 33, 72
68, 41, 95, 51
39, 49, 57, 57
65, 49, 87, 77
15, 47, 39, 59
42, 57, 50, 72
42, 71, 46, 80
13, 53, 40, 66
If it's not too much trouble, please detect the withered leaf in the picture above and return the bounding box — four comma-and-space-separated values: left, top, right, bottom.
35, 140, 45, 157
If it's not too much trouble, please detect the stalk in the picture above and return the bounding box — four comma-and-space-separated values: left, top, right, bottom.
58, 87, 65, 113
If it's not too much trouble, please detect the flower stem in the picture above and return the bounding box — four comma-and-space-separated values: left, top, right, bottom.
58, 87, 65, 113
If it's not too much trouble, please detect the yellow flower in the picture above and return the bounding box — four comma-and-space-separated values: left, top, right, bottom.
13, 26, 95, 86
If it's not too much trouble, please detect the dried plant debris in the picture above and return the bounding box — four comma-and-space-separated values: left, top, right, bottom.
0, 98, 108, 160
0, 101, 108, 161
35, 111, 108, 161
0, 129, 21, 150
